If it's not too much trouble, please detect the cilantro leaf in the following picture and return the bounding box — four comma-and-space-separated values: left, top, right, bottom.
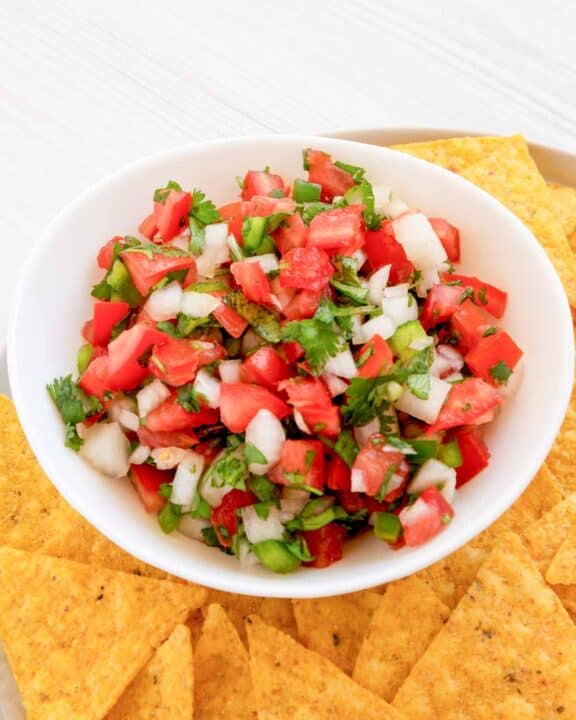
406, 373, 430, 400
47, 375, 102, 425
245, 443, 268, 466
281, 309, 343, 375
340, 376, 390, 427
177, 384, 203, 413
153, 180, 182, 204
334, 430, 359, 467
207, 448, 249, 491
298, 202, 332, 225
64, 423, 84, 451
483, 326, 498, 337
489, 360, 512, 385
330, 256, 368, 305
191, 189, 221, 225
248, 475, 280, 504
343, 179, 383, 230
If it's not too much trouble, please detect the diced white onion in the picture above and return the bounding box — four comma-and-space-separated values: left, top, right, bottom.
280, 488, 310, 520
241, 505, 285, 544
367, 265, 391, 305
151, 446, 188, 470
351, 248, 368, 269
241, 329, 262, 356
106, 394, 137, 423
444, 371, 464, 383
129, 444, 150, 465
382, 292, 418, 329
171, 450, 205, 507
196, 223, 231, 278
409, 337, 434, 351
294, 409, 311, 435
353, 314, 395, 344
353, 417, 380, 448
392, 211, 447, 269
384, 283, 410, 298
136, 379, 170, 418
408, 458, 457, 503
194, 369, 221, 409
395, 376, 451, 424
118, 409, 140, 432
178, 516, 210, 541
238, 538, 261, 567
180, 291, 221, 318
144, 281, 183, 321
322, 372, 348, 397
219, 359, 242, 383
351, 468, 367, 493
416, 267, 441, 298
199, 449, 236, 507
170, 235, 190, 252
372, 186, 409, 219
430, 345, 465, 378
245, 409, 285, 475
243, 254, 279, 274
399, 497, 431, 528
79, 422, 130, 479
324, 347, 358, 379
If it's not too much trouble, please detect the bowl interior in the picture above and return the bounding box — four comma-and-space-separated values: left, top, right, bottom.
8, 135, 573, 597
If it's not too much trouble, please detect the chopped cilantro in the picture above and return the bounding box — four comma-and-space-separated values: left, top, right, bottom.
202, 527, 221, 546
153, 180, 182, 204
355, 342, 374, 369
304, 450, 317, 471
207, 448, 249, 490
245, 443, 268, 466
298, 202, 332, 225
343, 178, 383, 230
190, 188, 221, 225
156, 321, 181, 338
483, 326, 498, 337
64, 423, 84, 451
375, 465, 399, 502
47, 375, 101, 425
458, 287, 475, 304
334, 430, 359, 467
281, 307, 343, 375
341, 376, 390, 426
478, 286, 488, 305
330, 256, 368, 304
441, 513, 452, 525
406, 373, 430, 400
489, 360, 512, 385
177, 384, 203, 413
248, 475, 280, 504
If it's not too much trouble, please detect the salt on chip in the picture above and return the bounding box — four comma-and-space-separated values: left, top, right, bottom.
392, 533, 576, 719
546, 368, 576, 496
0, 395, 166, 578
0, 546, 205, 720
545, 524, 576, 585
292, 590, 381, 674
106, 624, 193, 720
392, 135, 515, 173
549, 183, 576, 251
194, 603, 256, 720
416, 464, 561, 608
246, 615, 405, 720
352, 576, 450, 702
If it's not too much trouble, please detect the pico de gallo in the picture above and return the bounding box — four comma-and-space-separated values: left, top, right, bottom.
47, 149, 523, 573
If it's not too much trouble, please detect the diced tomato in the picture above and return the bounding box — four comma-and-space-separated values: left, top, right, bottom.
156, 191, 192, 242
270, 276, 296, 311
137, 426, 198, 449
365, 222, 414, 285
241, 170, 285, 201
97, 236, 125, 270
282, 290, 321, 321
465, 329, 523, 386
305, 148, 356, 202
138, 209, 160, 241
351, 440, 405, 498
78, 354, 110, 400
307, 205, 364, 254
273, 213, 307, 254
121, 250, 196, 296
440, 273, 507, 318
326, 454, 351, 491
451, 300, 497, 352
400, 487, 454, 547
130, 464, 173, 514
230, 261, 275, 306
107, 325, 169, 391
356, 336, 394, 378
279, 247, 335, 291
426, 378, 502, 434
269, 439, 325, 491
149, 338, 225, 387
218, 201, 244, 243
145, 394, 219, 432
429, 218, 460, 262
211, 303, 248, 338
278, 377, 340, 438
92, 301, 130, 347
302, 523, 347, 568
241, 346, 292, 389
244, 195, 296, 217
81, 320, 94, 345
420, 284, 463, 330
454, 427, 491, 487
219, 383, 290, 433
211, 489, 256, 547
279, 341, 305, 364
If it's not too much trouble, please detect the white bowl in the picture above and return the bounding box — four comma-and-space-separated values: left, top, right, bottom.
8, 135, 574, 598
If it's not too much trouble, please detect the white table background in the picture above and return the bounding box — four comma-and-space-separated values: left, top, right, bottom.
0, 0, 575, 715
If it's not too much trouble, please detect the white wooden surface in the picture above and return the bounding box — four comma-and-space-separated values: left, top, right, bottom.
0, 1, 575, 715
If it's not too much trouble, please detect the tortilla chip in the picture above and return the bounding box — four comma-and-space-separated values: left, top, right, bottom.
522, 493, 576, 573
392, 533, 576, 719
0, 546, 205, 720
545, 525, 576, 585
204, 589, 296, 645
352, 577, 450, 701
549, 184, 576, 250
392, 135, 515, 174
546, 371, 576, 495
194, 604, 256, 719
460, 141, 576, 306
0, 396, 166, 578
246, 615, 405, 720
416, 464, 561, 607
292, 590, 381, 674
106, 624, 193, 720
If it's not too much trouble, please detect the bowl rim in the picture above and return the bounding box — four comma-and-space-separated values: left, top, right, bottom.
7, 133, 575, 597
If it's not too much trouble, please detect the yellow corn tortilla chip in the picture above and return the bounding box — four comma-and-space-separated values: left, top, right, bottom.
0, 396, 166, 578
292, 590, 381, 674
460, 141, 576, 306
392, 533, 576, 719
546, 369, 576, 495
0, 546, 205, 720
545, 525, 576, 585
352, 576, 450, 702
194, 604, 256, 719
522, 493, 576, 573
204, 589, 296, 645
416, 464, 561, 607
392, 135, 516, 173
246, 615, 405, 720
106, 624, 193, 720
549, 183, 576, 250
